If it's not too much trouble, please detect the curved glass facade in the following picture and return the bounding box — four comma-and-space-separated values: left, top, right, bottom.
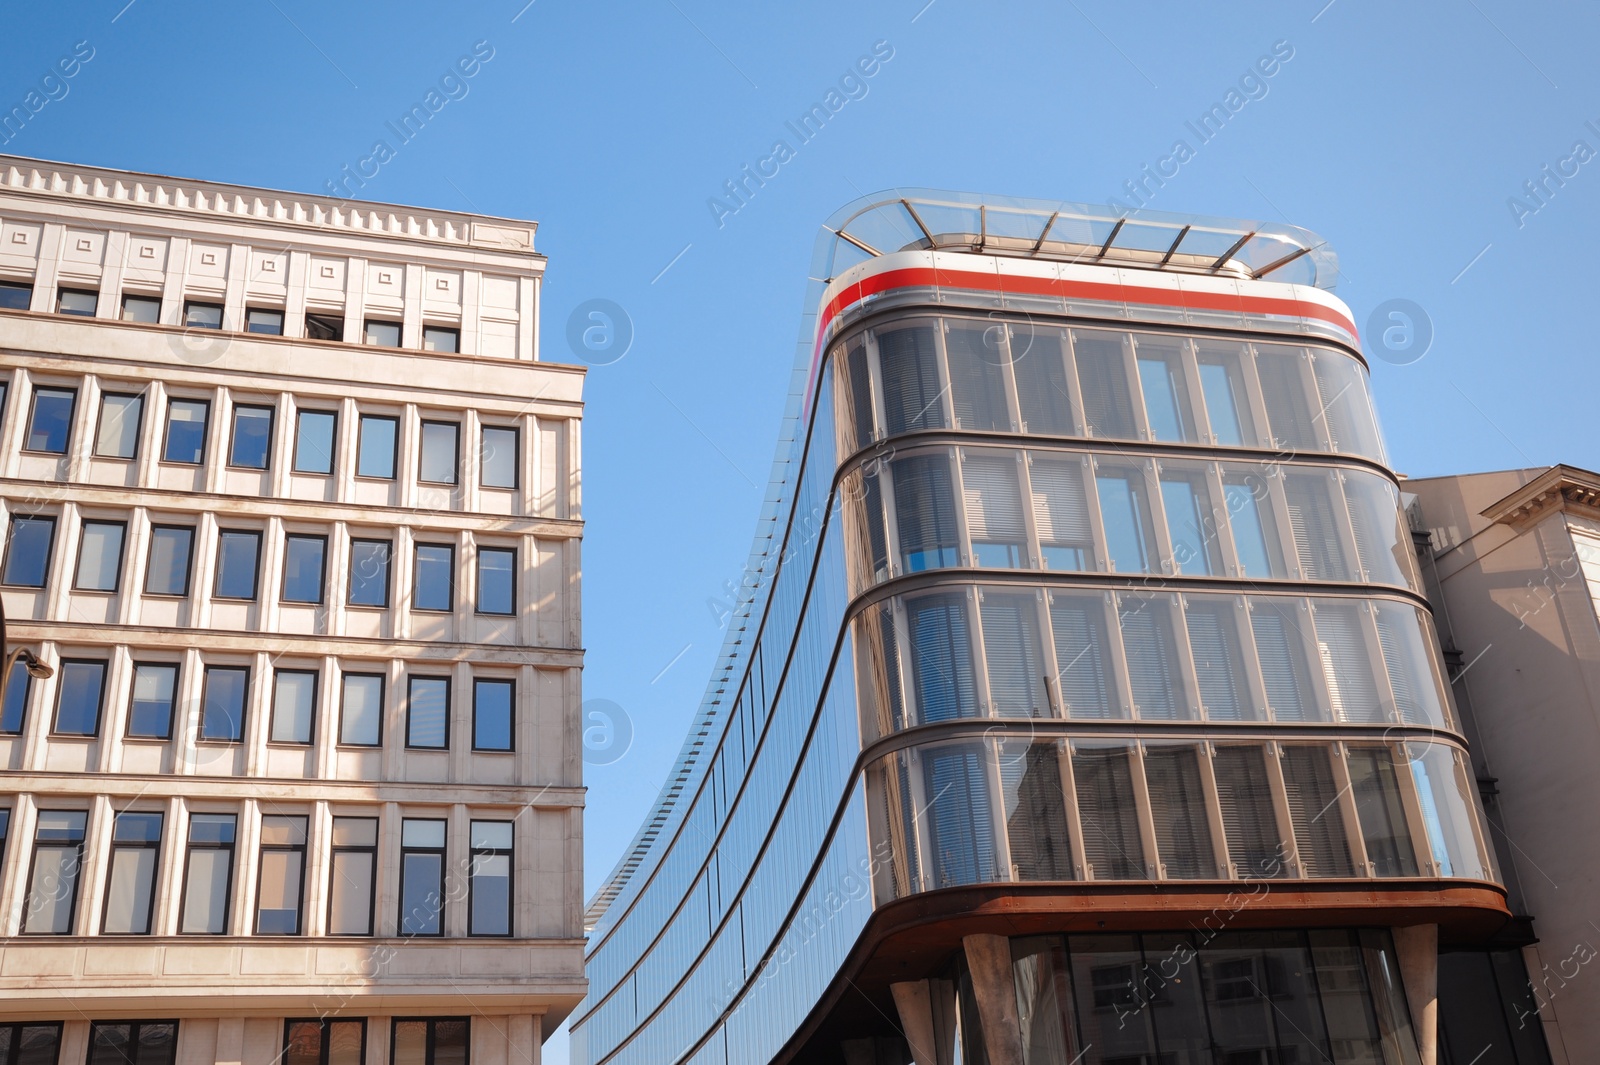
573, 195, 1502, 1065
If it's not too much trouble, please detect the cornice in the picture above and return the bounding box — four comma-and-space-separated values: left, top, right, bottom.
1481, 463, 1600, 530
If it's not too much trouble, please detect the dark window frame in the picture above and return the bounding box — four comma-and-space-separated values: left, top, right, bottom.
87, 1020, 179, 1064
120, 293, 163, 324
2, 514, 57, 588
405, 676, 451, 750
177, 813, 236, 935
326, 816, 379, 937
213, 528, 263, 601
269, 668, 320, 746
127, 660, 180, 739
284, 1018, 368, 1065
245, 307, 285, 336
468, 820, 514, 937
292, 408, 339, 475
226, 403, 276, 471
339, 673, 385, 748
281, 533, 329, 605
143, 524, 196, 598
363, 319, 402, 348
161, 396, 211, 466
422, 324, 460, 353
0, 280, 35, 310
304, 312, 344, 342
24, 385, 77, 455
254, 814, 309, 936
56, 287, 98, 317
347, 538, 393, 608
475, 546, 516, 616
182, 299, 224, 330
412, 542, 455, 613
101, 810, 164, 935
418, 420, 461, 486
51, 658, 108, 737
198, 664, 250, 743
0, 1023, 62, 1061
389, 1018, 469, 1063
72, 518, 128, 593
93, 390, 146, 460
472, 677, 515, 753
1, 664, 31, 734
480, 424, 520, 490
397, 821, 447, 938
22, 808, 87, 935
355, 414, 400, 480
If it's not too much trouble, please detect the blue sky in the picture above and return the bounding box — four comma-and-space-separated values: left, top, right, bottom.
4, 1, 1596, 1058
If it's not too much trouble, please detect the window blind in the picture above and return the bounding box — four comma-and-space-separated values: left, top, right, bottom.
840, 338, 875, 451
1374, 603, 1442, 726
1120, 599, 1180, 720
1251, 603, 1312, 721
1012, 331, 1073, 434
962, 454, 1025, 546
878, 325, 945, 434
924, 744, 998, 888
1344, 474, 1405, 585
1186, 600, 1247, 720
1314, 602, 1381, 723
1030, 458, 1092, 553
1072, 745, 1145, 880
1143, 745, 1215, 879
1284, 473, 1351, 581
946, 326, 1009, 431
1050, 595, 1111, 719
1280, 746, 1354, 877
981, 592, 1045, 718
1255, 348, 1318, 450
1002, 743, 1073, 881
1347, 747, 1419, 877
893, 455, 958, 572
1213, 745, 1283, 878
909, 593, 978, 723
1073, 335, 1136, 438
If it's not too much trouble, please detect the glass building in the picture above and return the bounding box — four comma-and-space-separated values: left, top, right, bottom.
571, 192, 1517, 1065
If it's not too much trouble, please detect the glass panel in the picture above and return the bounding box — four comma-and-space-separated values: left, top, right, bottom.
1158, 473, 1214, 576
407, 677, 449, 748
1197, 342, 1253, 445
26, 841, 81, 934
1144, 745, 1215, 879
0, 280, 31, 309
3, 516, 54, 586
981, 592, 1045, 718
1096, 469, 1154, 573
184, 301, 223, 328
894, 454, 958, 572
293, 410, 336, 474
999, 742, 1073, 881
54, 660, 105, 735
200, 666, 248, 742
103, 845, 158, 934
145, 526, 193, 596
129, 663, 178, 738
364, 320, 401, 346
1119, 596, 1181, 720
424, 325, 459, 353
181, 843, 231, 935
1348, 747, 1420, 877
246, 307, 284, 335
470, 851, 511, 934
1375, 602, 1447, 727
1011, 937, 1081, 1064
1073, 332, 1136, 438
1135, 343, 1193, 442
1141, 933, 1214, 1061
1029, 457, 1092, 571
1307, 929, 1406, 1065
163, 399, 208, 464
271, 670, 316, 744
1010, 329, 1072, 435
403, 819, 446, 849
1067, 935, 1159, 1057
876, 323, 945, 434
481, 426, 517, 488
1408, 743, 1490, 880
1285, 471, 1352, 580
257, 848, 304, 934
95, 393, 144, 458
392, 1021, 427, 1065
1204, 931, 1330, 1063
1256, 344, 1319, 450
433, 1021, 468, 1065
284, 1021, 321, 1065
2, 663, 29, 732
908, 592, 978, 724
329, 849, 375, 935
1313, 350, 1385, 460
1049, 593, 1113, 719
923, 742, 997, 887
229, 406, 273, 469
1073, 744, 1144, 879
27, 388, 75, 453
414, 544, 454, 611
419, 422, 458, 484
1213, 745, 1285, 878
214, 530, 260, 599
477, 547, 514, 615
75, 521, 124, 591
340, 674, 383, 746
1281, 745, 1354, 876
1250, 598, 1317, 721
945, 323, 1010, 431
1345, 472, 1415, 588
282, 536, 326, 604
401, 852, 444, 934
1224, 475, 1281, 579
348, 540, 391, 607
328, 1022, 363, 1065
356, 415, 397, 479
474, 679, 513, 750
1186, 597, 1250, 720
1314, 600, 1382, 723
58, 289, 97, 316
962, 453, 1025, 568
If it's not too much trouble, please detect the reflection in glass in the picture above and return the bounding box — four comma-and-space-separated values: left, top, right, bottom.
894, 455, 958, 572
1096, 470, 1153, 573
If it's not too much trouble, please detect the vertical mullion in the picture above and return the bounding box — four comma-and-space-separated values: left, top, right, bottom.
1328, 741, 1373, 877
1299, 601, 1340, 723
1391, 740, 1439, 878
969, 587, 994, 718
1103, 591, 1135, 719
1035, 589, 1061, 718
1123, 333, 1153, 440
1261, 467, 1302, 580
879, 456, 902, 580
1357, 599, 1403, 724
1055, 741, 1089, 880
1179, 337, 1213, 443
906, 747, 935, 893
985, 735, 1014, 881
949, 448, 974, 569
1262, 741, 1301, 877
1203, 463, 1241, 576
1083, 454, 1113, 575
1169, 594, 1203, 721
1017, 452, 1043, 569
1146, 458, 1179, 576
1237, 343, 1275, 450
1194, 742, 1231, 880
1058, 328, 1090, 436
1235, 597, 1273, 722
863, 328, 887, 444
931, 318, 956, 431
995, 320, 1023, 433
1127, 741, 1162, 881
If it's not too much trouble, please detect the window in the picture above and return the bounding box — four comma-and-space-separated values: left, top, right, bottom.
271, 669, 318, 744
399, 819, 446, 936
0, 280, 33, 309
52, 659, 107, 736
23, 810, 87, 933
473, 679, 513, 751
419, 421, 459, 485
480, 426, 518, 488
74, 520, 126, 591
94, 391, 144, 458
256, 815, 308, 934
1348, 747, 1420, 877
962, 453, 1024, 568
907, 593, 978, 724
1074, 332, 1136, 438
1143, 744, 1215, 879
285, 1019, 366, 1065
294, 410, 337, 474
327, 817, 378, 936
162, 398, 209, 464
305, 312, 344, 341
200, 665, 249, 742
1073, 744, 1144, 879
3, 515, 56, 587
391, 1019, 468, 1063
246, 307, 285, 335
183, 300, 223, 329
469, 821, 513, 935
1050, 593, 1112, 719
1, 661, 30, 733
944, 324, 1009, 431
894, 454, 958, 572
228, 404, 274, 469
57, 288, 98, 316
349, 539, 392, 607
144, 525, 194, 596
878, 323, 946, 433
364, 319, 401, 347
282, 534, 327, 604
340, 673, 384, 747
1135, 344, 1194, 442
214, 529, 261, 600
357, 415, 398, 479
121, 294, 161, 323
1030, 457, 1093, 572
25, 386, 76, 453
128, 663, 178, 739
0, 1024, 61, 1061
475, 547, 514, 615
87, 1021, 178, 1065
179, 813, 235, 934
1224, 476, 1280, 579
407, 677, 449, 749
423, 325, 459, 353
1096, 469, 1155, 573
1197, 345, 1253, 446
1159, 473, 1217, 576
414, 544, 454, 612
102, 811, 163, 934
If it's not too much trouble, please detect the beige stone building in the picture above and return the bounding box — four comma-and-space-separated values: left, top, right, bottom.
0, 155, 585, 1064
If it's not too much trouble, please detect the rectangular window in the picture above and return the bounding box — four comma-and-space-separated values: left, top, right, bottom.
3, 515, 55, 587
282, 534, 327, 604
475, 547, 514, 615
407, 677, 449, 749
200, 665, 249, 742
293, 410, 337, 474
1280, 745, 1355, 876
1185, 598, 1249, 721
473, 679, 513, 751
1224, 477, 1280, 579
271, 669, 318, 745
399, 819, 447, 936
23, 810, 87, 934
1096, 469, 1154, 573
246, 307, 285, 335
88, 1021, 178, 1065
1, 662, 30, 733
121, 294, 161, 323
961, 453, 1025, 568
1212, 744, 1284, 878
162, 398, 209, 464
349, 539, 392, 607
256, 815, 308, 935
364, 319, 401, 347
179, 813, 235, 934
423, 325, 459, 353
74, 520, 126, 591
145, 525, 195, 596
1135, 346, 1194, 442
0, 280, 33, 309
94, 392, 145, 458
327, 817, 378, 936
469, 821, 513, 936
894, 454, 959, 573
0, 1024, 61, 1061
1159, 474, 1216, 577
1073, 333, 1136, 438
1142, 744, 1215, 879
1029, 457, 1093, 572
1197, 345, 1253, 446
228, 404, 274, 469
285, 1019, 366, 1065
1072, 744, 1144, 880
1348, 746, 1421, 877
356, 414, 398, 479
1119, 598, 1181, 720
57, 288, 98, 316
480, 426, 518, 488
102, 811, 163, 934
25, 386, 76, 453
419, 421, 459, 485
305, 313, 344, 342
339, 673, 384, 747
414, 544, 454, 612
183, 300, 223, 329
391, 1019, 468, 1063
214, 529, 262, 600
944, 325, 1010, 431
128, 662, 179, 739
53, 659, 107, 736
